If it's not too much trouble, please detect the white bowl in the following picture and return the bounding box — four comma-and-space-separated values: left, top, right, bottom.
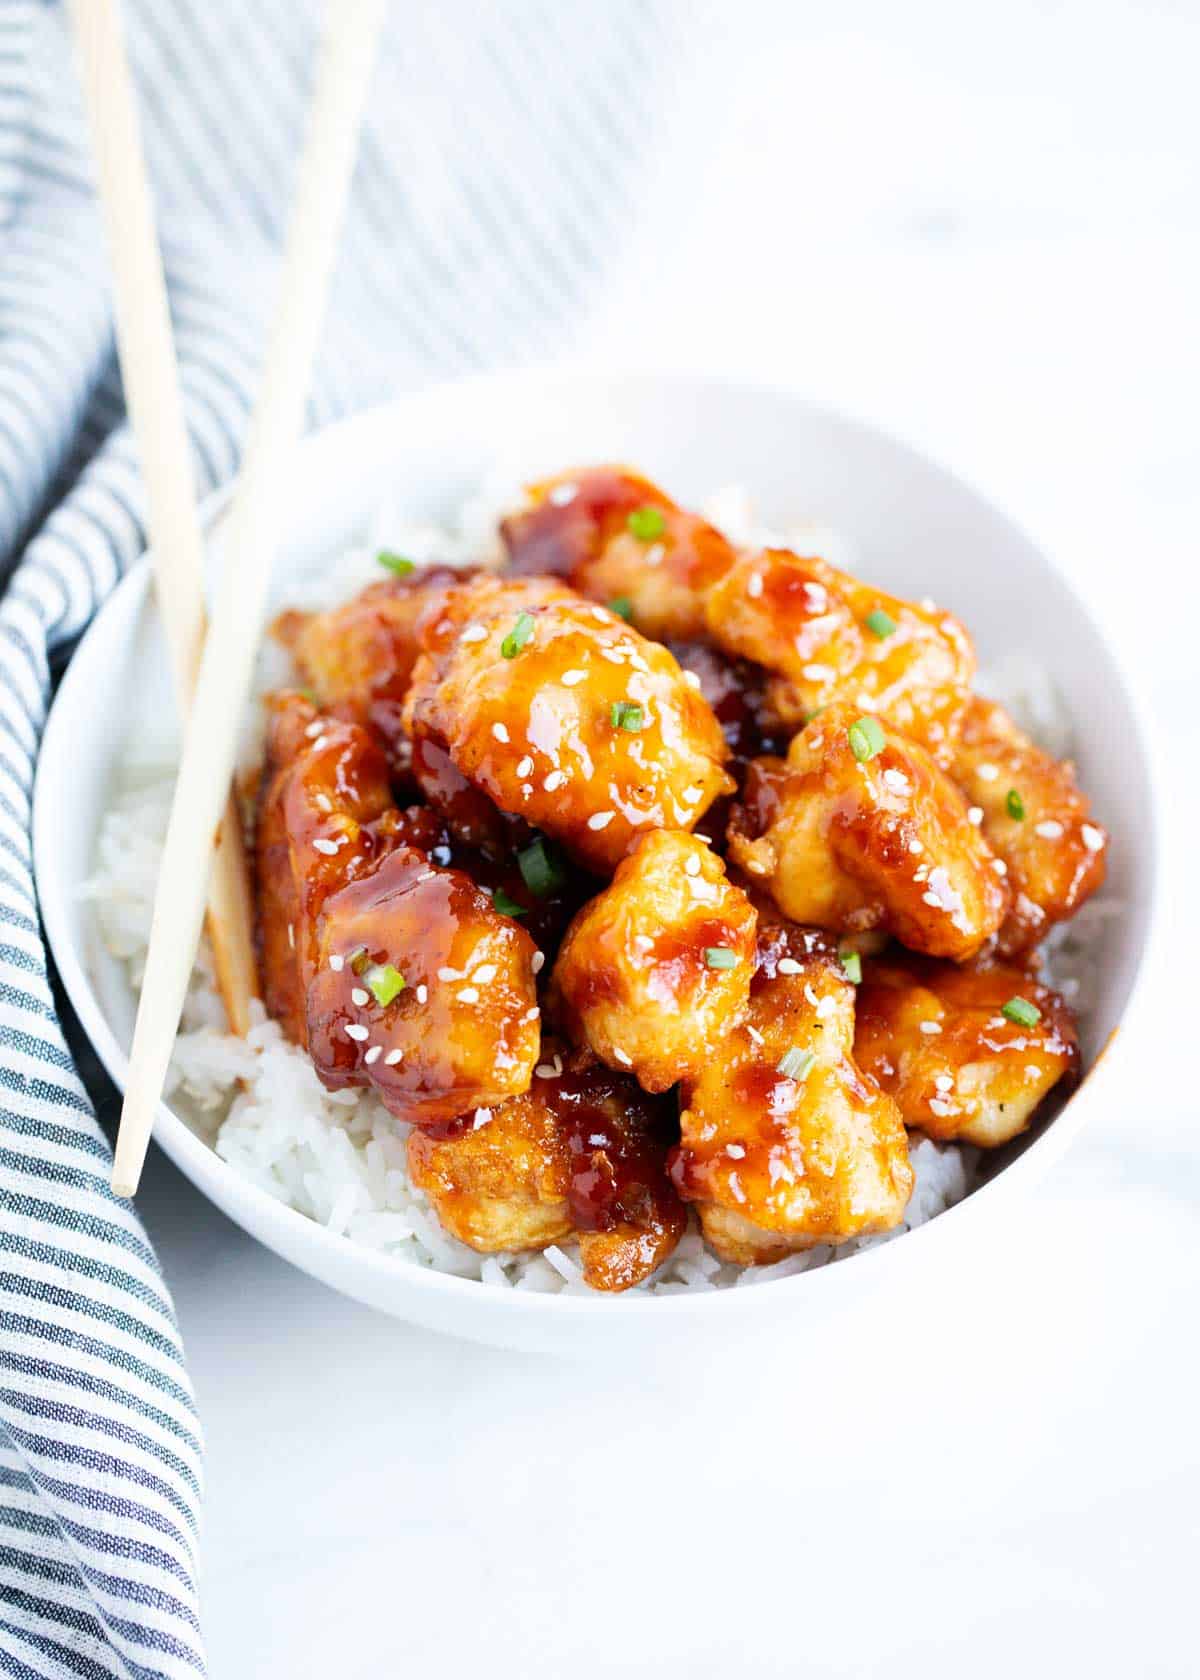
34, 368, 1161, 1354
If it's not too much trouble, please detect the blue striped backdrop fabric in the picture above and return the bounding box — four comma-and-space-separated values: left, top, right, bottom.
0, 2, 686, 1672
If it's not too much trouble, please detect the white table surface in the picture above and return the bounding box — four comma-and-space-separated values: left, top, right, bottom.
134, 4, 1200, 1672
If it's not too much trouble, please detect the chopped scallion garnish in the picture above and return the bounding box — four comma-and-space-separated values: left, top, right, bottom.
1001, 996, 1041, 1028
610, 700, 644, 732
501, 611, 535, 659
365, 962, 406, 1007
1006, 789, 1026, 821
626, 505, 666, 542
839, 948, 862, 985
517, 835, 566, 897
776, 1047, 815, 1081
848, 715, 886, 762
377, 550, 415, 576
704, 947, 737, 970
492, 887, 527, 917
864, 607, 896, 640
608, 595, 634, 621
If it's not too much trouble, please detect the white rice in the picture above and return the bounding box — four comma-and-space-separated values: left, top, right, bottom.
83, 486, 1111, 1296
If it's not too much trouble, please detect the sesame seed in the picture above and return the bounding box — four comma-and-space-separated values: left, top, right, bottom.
804, 582, 828, 611
729, 1171, 746, 1204
329, 954, 345, 973
531, 951, 545, 975
472, 964, 498, 984
304, 720, 324, 738
548, 482, 578, 506
351, 987, 369, 1007
929, 1098, 953, 1118
438, 966, 463, 981
725, 1143, 746, 1159
516, 755, 534, 778
1035, 819, 1064, 839
311, 736, 328, 753
612, 1047, 633, 1067
543, 770, 567, 791
457, 987, 480, 1003
601, 648, 626, 664
561, 669, 587, 687
967, 806, 984, 825
492, 722, 510, 743
644, 542, 665, 567
777, 957, 802, 975
460, 624, 488, 644
746, 1025, 765, 1046
312, 837, 339, 856
934, 1074, 954, 1092
315, 793, 332, 813
747, 572, 764, 599
416, 985, 428, 1003
364, 1045, 382, 1066
521, 1007, 539, 1023
919, 1021, 942, 1035
384, 1049, 403, 1065
992, 858, 1008, 875
287, 923, 295, 950
922, 891, 943, 909
1081, 824, 1105, 852
977, 763, 999, 782
681, 786, 703, 805
802, 663, 834, 682
628, 653, 650, 674
344, 1023, 369, 1042
909, 838, 924, 854
588, 810, 615, 830
882, 769, 911, 795
678, 670, 701, 692
684, 854, 701, 875
591, 606, 610, 624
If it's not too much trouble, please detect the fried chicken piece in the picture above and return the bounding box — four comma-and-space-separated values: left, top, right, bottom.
255, 691, 402, 1043
402, 574, 733, 873
704, 548, 974, 760
854, 953, 1080, 1147
950, 695, 1108, 956
549, 830, 758, 1092
407, 1046, 686, 1291
727, 704, 1008, 961
500, 465, 735, 643
275, 567, 463, 769
672, 924, 913, 1262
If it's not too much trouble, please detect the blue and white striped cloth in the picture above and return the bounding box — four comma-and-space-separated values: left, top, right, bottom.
0, 2, 684, 1671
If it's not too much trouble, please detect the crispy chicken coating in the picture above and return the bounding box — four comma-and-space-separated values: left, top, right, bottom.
854, 953, 1079, 1147
704, 548, 974, 759
255, 691, 541, 1125
950, 695, 1108, 956
672, 925, 913, 1262
407, 1046, 686, 1290
727, 704, 1008, 961
402, 574, 733, 873
549, 830, 758, 1092
500, 465, 735, 643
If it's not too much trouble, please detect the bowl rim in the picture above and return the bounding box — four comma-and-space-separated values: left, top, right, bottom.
33, 362, 1166, 1321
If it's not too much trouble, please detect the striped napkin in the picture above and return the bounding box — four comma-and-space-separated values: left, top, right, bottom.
0, 2, 683, 1672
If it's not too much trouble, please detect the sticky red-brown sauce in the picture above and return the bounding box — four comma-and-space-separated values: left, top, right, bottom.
540, 1063, 675, 1233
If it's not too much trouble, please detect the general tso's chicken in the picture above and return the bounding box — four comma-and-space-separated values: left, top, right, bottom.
854, 953, 1080, 1147
401, 574, 734, 873
672, 924, 913, 1263
255, 691, 402, 1043
704, 547, 974, 760
407, 1046, 686, 1291
727, 704, 1008, 961
500, 465, 736, 643
549, 830, 758, 1093
275, 568, 462, 771
949, 695, 1108, 957
256, 691, 541, 1126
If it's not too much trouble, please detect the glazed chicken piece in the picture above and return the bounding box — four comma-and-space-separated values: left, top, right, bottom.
407, 1046, 686, 1291
275, 567, 462, 772
256, 692, 541, 1125
672, 924, 913, 1263
401, 574, 733, 873
727, 704, 1008, 961
550, 830, 758, 1092
500, 465, 735, 643
950, 695, 1108, 956
854, 953, 1080, 1147
704, 547, 974, 760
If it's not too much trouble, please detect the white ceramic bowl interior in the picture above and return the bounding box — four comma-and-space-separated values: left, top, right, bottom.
34, 369, 1159, 1354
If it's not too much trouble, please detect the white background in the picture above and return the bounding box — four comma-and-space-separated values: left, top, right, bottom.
136, 3, 1200, 1673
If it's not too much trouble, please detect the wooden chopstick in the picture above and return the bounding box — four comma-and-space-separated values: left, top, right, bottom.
110, 0, 387, 1198
68, 0, 258, 1037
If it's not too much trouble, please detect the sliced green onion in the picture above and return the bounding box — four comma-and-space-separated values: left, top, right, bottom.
517, 836, 566, 897
848, 715, 886, 762
377, 550, 415, 576
1002, 996, 1041, 1028
839, 948, 863, 985
347, 946, 370, 976
1006, 789, 1026, 821
492, 887, 527, 917
704, 947, 737, 970
626, 505, 666, 542
864, 607, 897, 640
608, 595, 634, 621
298, 687, 318, 706
365, 962, 406, 1007
776, 1047, 815, 1082
610, 700, 644, 732
501, 611, 535, 659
